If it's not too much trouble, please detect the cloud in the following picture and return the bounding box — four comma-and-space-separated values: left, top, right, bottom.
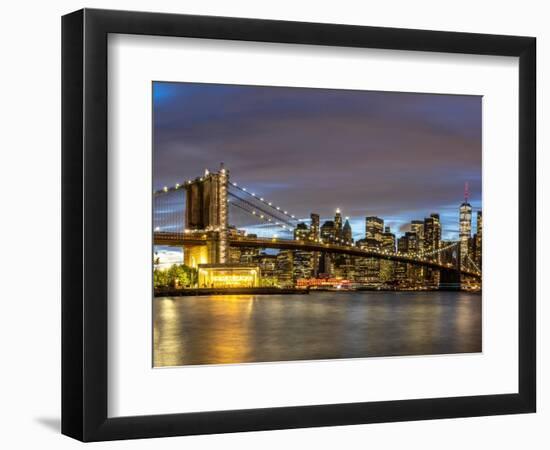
153, 82, 481, 241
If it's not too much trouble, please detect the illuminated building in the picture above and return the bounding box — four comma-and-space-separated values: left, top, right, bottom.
255, 253, 278, 286
366, 216, 384, 242
293, 223, 314, 281
321, 220, 336, 243
395, 235, 408, 285
342, 219, 353, 246
309, 213, 321, 276
296, 277, 352, 289
276, 250, 294, 287
309, 213, 320, 242
475, 211, 482, 270
423, 214, 441, 261
227, 247, 242, 264
355, 238, 381, 285
198, 264, 260, 288
239, 233, 260, 264
381, 227, 396, 253
320, 220, 337, 276
411, 220, 424, 249
334, 218, 354, 279
334, 208, 343, 243
396, 232, 421, 287
423, 213, 441, 287
459, 183, 472, 268
380, 227, 396, 284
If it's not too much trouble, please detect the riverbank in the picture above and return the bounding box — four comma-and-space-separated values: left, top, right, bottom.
154, 287, 310, 297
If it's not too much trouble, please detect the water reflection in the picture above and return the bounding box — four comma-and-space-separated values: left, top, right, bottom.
153, 292, 481, 367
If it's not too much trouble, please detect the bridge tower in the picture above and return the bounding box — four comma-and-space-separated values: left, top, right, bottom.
184, 163, 229, 267
439, 243, 462, 290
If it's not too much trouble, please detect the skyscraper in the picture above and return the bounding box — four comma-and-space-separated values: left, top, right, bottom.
309, 213, 320, 242
380, 227, 396, 284
293, 223, 314, 281
334, 208, 343, 242
459, 183, 473, 268
365, 216, 384, 242
309, 213, 321, 276
411, 220, 424, 250
423, 213, 442, 287
342, 219, 353, 245
321, 220, 336, 243
355, 236, 381, 286
423, 213, 441, 261
475, 210, 482, 270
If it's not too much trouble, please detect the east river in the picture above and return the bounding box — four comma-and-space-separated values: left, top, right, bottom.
153, 291, 481, 367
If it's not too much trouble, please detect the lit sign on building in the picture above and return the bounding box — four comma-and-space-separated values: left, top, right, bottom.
198, 264, 260, 288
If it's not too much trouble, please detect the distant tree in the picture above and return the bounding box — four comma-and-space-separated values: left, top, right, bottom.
154, 264, 198, 289
153, 267, 170, 288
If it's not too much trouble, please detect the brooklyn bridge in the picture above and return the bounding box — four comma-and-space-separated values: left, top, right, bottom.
153, 164, 481, 289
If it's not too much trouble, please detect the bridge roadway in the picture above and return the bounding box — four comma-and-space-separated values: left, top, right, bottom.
153, 232, 481, 280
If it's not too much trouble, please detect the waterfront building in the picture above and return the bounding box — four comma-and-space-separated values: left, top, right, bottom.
198, 264, 260, 288
276, 250, 294, 288
255, 253, 278, 286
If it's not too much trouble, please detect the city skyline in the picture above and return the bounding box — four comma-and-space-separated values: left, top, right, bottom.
153, 82, 482, 242
153, 162, 482, 291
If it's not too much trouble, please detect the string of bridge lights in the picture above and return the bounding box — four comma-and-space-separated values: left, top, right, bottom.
153, 177, 301, 225
465, 253, 481, 273
418, 240, 458, 257
228, 181, 300, 223
228, 200, 294, 234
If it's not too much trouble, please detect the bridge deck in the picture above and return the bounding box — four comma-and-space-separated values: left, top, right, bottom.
153, 232, 480, 279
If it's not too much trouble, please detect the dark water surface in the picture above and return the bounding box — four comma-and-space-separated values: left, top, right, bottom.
153, 291, 481, 367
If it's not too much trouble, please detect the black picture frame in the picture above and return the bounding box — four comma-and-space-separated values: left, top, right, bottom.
62, 8, 536, 442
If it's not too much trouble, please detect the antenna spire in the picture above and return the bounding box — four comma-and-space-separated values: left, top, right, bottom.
464, 181, 469, 203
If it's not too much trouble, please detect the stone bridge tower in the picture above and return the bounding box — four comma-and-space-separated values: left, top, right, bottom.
184, 164, 228, 266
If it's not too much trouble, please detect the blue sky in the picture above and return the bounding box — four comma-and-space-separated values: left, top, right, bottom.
153, 82, 481, 241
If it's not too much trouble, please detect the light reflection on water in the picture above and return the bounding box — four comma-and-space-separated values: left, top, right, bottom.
153, 292, 481, 367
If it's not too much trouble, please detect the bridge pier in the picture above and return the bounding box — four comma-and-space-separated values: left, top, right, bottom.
439, 269, 461, 291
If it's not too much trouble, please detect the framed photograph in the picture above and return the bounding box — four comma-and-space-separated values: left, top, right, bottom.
62, 8, 536, 441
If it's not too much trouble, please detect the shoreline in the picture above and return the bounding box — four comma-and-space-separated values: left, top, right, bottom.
154, 287, 309, 297
154, 287, 481, 297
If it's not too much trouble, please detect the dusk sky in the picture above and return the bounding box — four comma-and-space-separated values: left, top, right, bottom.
153, 82, 481, 241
